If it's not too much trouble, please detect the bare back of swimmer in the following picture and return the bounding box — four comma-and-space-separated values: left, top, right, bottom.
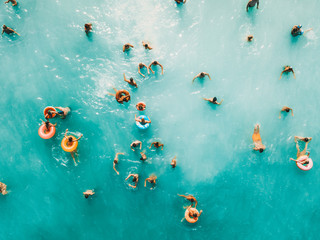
131, 140, 142, 151
83, 190, 95, 198
252, 124, 266, 152
55, 107, 71, 119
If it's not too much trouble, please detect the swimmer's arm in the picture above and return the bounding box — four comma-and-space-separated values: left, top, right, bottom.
204, 73, 211, 80
292, 70, 296, 79
1, 29, 4, 34
217, 99, 223, 105
40, 119, 45, 124
125, 174, 133, 180
52, 123, 57, 127
128, 43, 134, 48
134, 114, 139, 122
13, 30, 20, 36
138, 66, 145, 78
148, 64, 155, 74
246, 3, 249, 12
195, 199, 198, 208
198, 210, 203, 216
149, 143, 155, 149
113, 162, 119, 175
192, 74, 200, 83
130, 145, 135, 151
290, 108, 294, 116
129, 184, 136, 188
159, 64, 164, 74
76, 134, 83, 141
144, 178, 148, 187
64, 129, 68, 137
279, 111, 282, 119
122, 45, 126, 52
290, 158, 298, 162
160, 144, 164, 150
139, 142, 142, 150
279, 71, 284, 80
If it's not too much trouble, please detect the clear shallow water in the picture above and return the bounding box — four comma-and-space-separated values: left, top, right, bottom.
0, 0, 320, 239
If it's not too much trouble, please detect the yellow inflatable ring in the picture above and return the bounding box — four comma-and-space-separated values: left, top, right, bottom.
61, 136, 78, 152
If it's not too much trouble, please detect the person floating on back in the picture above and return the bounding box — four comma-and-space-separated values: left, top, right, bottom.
125, 174, 139, 188
2, 25, 20, 36
203, 97, 223, 105
252, 124, 266, 153
123, 73, 137, 88
279, 66, 295, 80
149, 141, 164, 150
192, 72, 211, 83
84, 23, 92, 35
0, 182, 8, 195
279, 106, 293, 119
123, 43, 134, 52
83, 190, 95, 198
113, 152, 125, 175
178, 194, 198, 207
144, 175, 157, 189
138, 63, 149, 78
246, 0, 259, 12
149, 61, 164, 75
142, 41, 152, 50
171, 156, 177, 168
291, 25, 312, 37
130, 140, 142, 151
4, 0, 17, 6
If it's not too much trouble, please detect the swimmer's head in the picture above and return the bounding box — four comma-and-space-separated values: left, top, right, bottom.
138, 105, 143, 110
155, 142, 159, 147
200, 72, 205, 77
84, 194, 89, 199
212, 97, 217, 102
68, 137, 73, 142
3, 25, 7, 29
305, 138, 309, 142
45, 121, 50, 129
191, 199, 194, 202
153, 61, 158, 65
48, 111, 52, 117
193, 213, 198, 218
247, 35, 253, 41
285, 109, 290, 112
259, 148, 264, 153
129, 77, 134, 82
132, 143, 136, 147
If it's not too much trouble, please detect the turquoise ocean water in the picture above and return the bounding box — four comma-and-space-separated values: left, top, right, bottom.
1, 0, 320, 239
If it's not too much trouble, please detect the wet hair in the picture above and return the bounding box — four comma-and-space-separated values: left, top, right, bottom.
138, 105, 143, 110
133, 177, 137, 182
153, 61, 158, 65
304, 138, 309, 142
212, 97, 217, 102
68, 137, 73, 142
200, 72, 205, 77
155, 142, 159, 147
150, 179, 155, 183
3, 25, 7, 29
132, 143, 136, 147
259, 148, 264, 153
190, 199, 194, 202
193, 213, 198, 218
84, 194, 89, 199
45, 121, 50, 130
48, 111, 52, 117
285, 109, 290, 112
129, 77, 134, 82
114, 159, 118, 164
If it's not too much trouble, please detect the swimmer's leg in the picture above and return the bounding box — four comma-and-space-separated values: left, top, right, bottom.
296, 142, 301, 158
300, 142, 309, 156
71, 152, 77, 166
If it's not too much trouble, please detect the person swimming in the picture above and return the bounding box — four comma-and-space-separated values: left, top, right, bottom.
83, 190, 95, 198
142, 41, 153, 50
181, 206, 203, 222
279, 66, 295, 80
138, 63, 149, 78
4, 0, 17, 6
252, 124, 266, 152
2, 25, 20, 36
149, 141, 164, 150
54, 107, 71, 119
0, 182, 8, 195
290, 137, 312, 163
247, 35, 254, 41
144, 175, 157, 189
125, 174, 139, 188
130, 140, 142, 151
84, 23, 92, 35
64, 129, 83, 166
40, 118, 57, 132
148, 61, 164, 75
123, 43, 134, 52
294, 136, 312, 143
140, 151, 147, 161
123, 73, 137, 88
113, 152, 125, 175
291, 25, 312, 37
192, 72, 211, 83
203, 97, 223, 105
175, 0, 186, 3
178, 194, 198, 207
135, 114, 151, 125
279, 106, 293, 119
171, 156, 177, 168
246, 0, 259, 12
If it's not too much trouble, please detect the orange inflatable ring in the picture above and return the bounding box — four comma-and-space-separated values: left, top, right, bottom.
38, 124, 56, 139
43, 106, 57, 118
115, 90, 130, 103
61, 136, 78, 152
185, 208, 199, 223
136, 102, 146, 111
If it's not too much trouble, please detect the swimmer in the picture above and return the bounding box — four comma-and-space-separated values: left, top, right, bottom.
0, 182, 8, 195
246, 0, 259, 12
113, 152, 125, 175
247, 35, 254, 41
294, 136, 312, 143
64, 129, 83, 166
291, 25, 312, 37
138, 63, 149, 78
125, 174, 139, 188
123, 73, 137, 88
175, 0, 186, 3
178, 194, 197, 207
181, 206, 203, 222
171, 156, 177, 168
83, 190, 95, 198
252, 124, 266, 153
149, 61, 164, 75
108, 88, 131, 103
84, 23, 92, 35
279, 66, 295, 80
140, 151, 147, 161
130, 140, 142, 151
123, 43, 134, 52
54, 107, 71, 119
2, 25, 20, 36
135, 114, 151, 125
149, 141, 164, 150
40, 119, 57, 132
203, 97, 223, 105
4, 0, 17, 6
290, 140, 311, 162
192, 72, 211, 83
279, 106, 293, 119
142, 41, 153, 50
44, 110, 56, 120
144, 175, 157, 189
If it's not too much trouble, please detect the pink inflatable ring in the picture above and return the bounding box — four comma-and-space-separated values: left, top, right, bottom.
296, 155, 313, 171
38, 124, 56, 139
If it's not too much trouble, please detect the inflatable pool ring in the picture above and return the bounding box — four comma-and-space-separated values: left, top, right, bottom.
185, 208, 199, 223
136, 115, 150, 130
115, 90, 130, 103
43, 106, 57, 118
136, 102, 146, 111
296, 155, 313, 171
61, 136, 78, 152
38, 124, 56, 139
